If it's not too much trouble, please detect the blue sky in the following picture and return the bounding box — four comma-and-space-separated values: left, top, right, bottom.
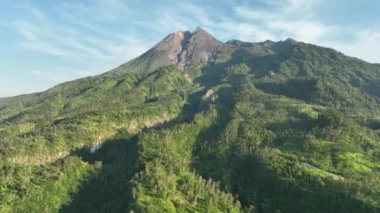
1, 0, 380, 97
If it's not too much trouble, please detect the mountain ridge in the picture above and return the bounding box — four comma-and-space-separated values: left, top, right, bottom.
0, 27, 380, 213
1, 27, 378, 100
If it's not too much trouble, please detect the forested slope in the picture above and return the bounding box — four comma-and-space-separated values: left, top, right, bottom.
1, 28, 380, 212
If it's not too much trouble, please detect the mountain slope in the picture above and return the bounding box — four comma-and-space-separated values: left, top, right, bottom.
1, 28, 380, 213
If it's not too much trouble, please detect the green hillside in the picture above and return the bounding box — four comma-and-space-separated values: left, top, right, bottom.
1, 29, 380, 212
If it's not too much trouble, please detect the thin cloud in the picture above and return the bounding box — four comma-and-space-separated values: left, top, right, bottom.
267, 20, 335, 43
324, 30, 380, 63
19, 41, 72, 56
218, 21, 276, 41
233, 1, 380, 62
29, 70, 45, 75
233, 6, 274, 21
12, 2, 150, 63
232, 0, 333, 43
0, 85, 35, 98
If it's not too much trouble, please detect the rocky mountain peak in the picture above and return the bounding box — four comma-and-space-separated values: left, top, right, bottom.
149, 27, 225, 70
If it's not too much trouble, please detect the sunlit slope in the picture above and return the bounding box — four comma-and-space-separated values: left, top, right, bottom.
1, 28, 380, 212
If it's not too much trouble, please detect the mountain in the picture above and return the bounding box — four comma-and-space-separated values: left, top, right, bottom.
1, 27, 380, 213
110, 27, 227, 75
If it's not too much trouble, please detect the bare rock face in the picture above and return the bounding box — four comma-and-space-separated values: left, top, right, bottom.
153, 31, 191, 66
111, 27, 231, 75
149, 27, 225, 70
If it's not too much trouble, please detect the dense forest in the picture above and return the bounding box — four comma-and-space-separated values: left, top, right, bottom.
0, 29, 380, 212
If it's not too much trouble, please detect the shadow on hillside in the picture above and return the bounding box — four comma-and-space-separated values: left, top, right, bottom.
59, 59, 243, 212
190, 73, 237, 190
59, 131, 139, 213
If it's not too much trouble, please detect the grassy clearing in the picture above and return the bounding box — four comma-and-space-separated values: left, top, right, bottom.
337, 152, 380, 173
302, 162, 344, 181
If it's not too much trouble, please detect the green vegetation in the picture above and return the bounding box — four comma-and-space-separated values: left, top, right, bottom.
0, 38, 380, 212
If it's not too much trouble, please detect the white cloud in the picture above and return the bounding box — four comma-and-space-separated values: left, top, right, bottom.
0, 85, 34, 98
231, 1, 380, 63
233, 0, 332, 43
30, 70, 44, 75
27, 67, 98, 84
267, 20, 335, 43
0, 75, 53, 98
11, 2, 151, 64
14, 19, 108, 59
324, 30, 380, 63
95, 0, 130, 20
58, 0, 130, 22
177, 3, 216, 27
151, 2, 217, 35
283, 0, 320, 12
61, 37, 109, 59
234, 6, 274, 21
234, 0, 318, 21
219, 21, 276, 41
14, 21, 39, 40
